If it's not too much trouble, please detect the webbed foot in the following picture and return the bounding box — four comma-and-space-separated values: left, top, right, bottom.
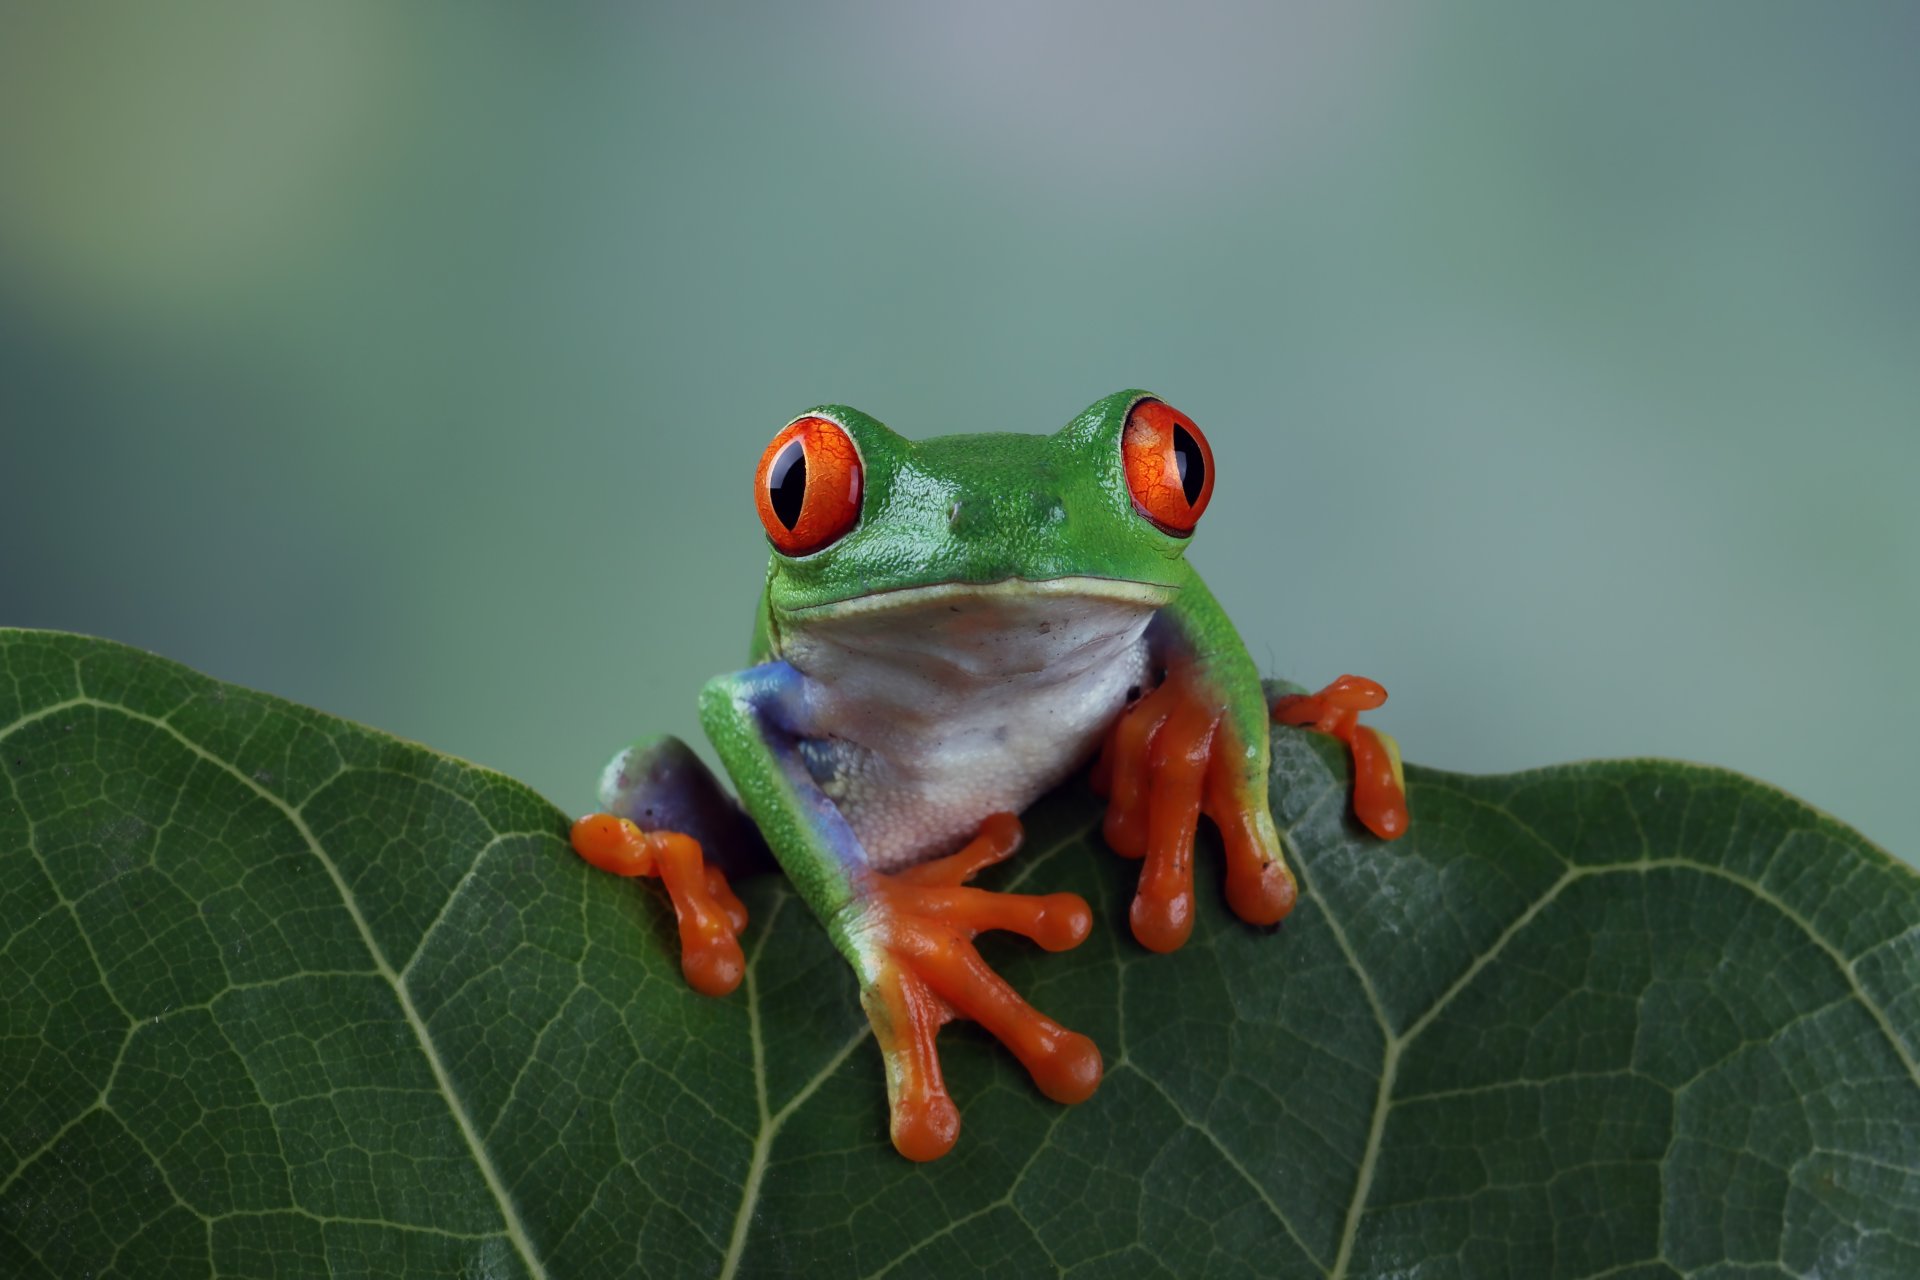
1271, 674, 1409, 841
570, 814, 750, 997
852, 813, 1102, 1161
1091, 665, 1297, 953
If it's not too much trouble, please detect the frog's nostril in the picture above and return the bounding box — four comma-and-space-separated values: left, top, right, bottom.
1030, 492, 1067, 525
948, 500, 965, 529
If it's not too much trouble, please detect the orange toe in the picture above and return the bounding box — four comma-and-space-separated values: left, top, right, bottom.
1349, 725, 1408, 840
570, 812, 658, 876
869, 965, 961, 1162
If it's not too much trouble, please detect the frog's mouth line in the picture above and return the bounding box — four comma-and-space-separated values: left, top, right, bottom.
786, 575, 1179, 620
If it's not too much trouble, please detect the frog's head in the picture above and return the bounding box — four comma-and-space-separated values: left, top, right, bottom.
754, 390, 1215, 621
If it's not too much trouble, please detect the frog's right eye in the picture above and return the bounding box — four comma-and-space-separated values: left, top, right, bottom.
754, 416, 864, 555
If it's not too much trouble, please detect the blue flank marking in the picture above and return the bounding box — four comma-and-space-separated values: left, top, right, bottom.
736, 660, 871, 876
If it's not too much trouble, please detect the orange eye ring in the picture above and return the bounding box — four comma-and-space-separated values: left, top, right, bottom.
1122, 400, 1214, 536
754, 416, 864, 556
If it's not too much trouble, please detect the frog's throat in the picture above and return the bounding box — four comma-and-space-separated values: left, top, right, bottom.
781, 575, 1179, 621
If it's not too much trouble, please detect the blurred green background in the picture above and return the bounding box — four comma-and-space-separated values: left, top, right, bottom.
3, 4, 1914, 861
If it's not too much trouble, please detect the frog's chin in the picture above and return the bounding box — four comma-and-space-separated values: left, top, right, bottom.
783, 575, 1179, 622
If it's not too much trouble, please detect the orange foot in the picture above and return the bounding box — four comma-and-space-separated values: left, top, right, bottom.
1271, 674, 1410, 841
1090, 666, 1297, 954
858, 813, 1102, 1162
570, 813, 750, 997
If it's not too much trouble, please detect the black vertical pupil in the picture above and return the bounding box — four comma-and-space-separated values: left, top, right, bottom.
768, 440, 807, 529
1172, 424, 1205, 505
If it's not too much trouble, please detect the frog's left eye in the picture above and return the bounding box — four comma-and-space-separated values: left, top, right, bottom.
1122, 400, 1214, 536
754, 415, 864, 555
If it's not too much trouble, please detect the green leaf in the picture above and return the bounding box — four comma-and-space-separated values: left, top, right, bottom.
3, 628, 1916, 1279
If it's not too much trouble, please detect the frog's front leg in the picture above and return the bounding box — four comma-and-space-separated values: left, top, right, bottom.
700, 662, 1102, 1162
1091, 645, 1299, 953
1091, 574, 1409, 952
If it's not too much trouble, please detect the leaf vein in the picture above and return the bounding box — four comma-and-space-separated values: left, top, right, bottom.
1128, 1065, 1323, 1270
85, 699, 553, 1280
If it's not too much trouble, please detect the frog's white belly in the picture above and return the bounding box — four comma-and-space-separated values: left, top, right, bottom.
779, 578, 1169, 871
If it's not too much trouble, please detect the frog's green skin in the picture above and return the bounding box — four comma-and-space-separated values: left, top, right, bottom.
594, 390, 1287, 1155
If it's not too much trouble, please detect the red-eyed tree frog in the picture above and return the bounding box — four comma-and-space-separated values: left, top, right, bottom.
570, 391, 1408, 1161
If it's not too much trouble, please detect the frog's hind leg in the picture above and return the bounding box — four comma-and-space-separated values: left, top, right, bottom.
570, 812, 749, 997
597, 735, 773, 878
572, 735, 758, 997
1271, 675, 1409, 841
857, 813, 1102, 1161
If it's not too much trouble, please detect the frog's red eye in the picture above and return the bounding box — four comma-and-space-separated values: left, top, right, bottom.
1122, 400, 1213, 536
754, 415, 863, 555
